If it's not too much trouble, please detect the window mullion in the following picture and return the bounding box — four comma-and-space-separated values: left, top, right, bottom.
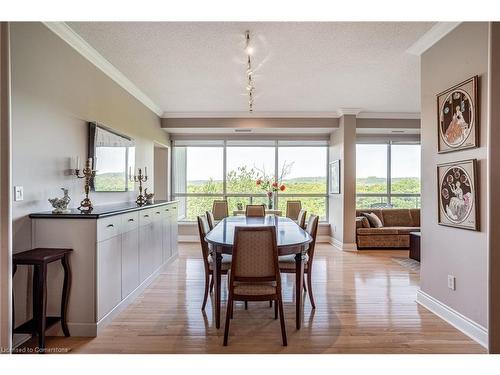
223, 140, 227, 200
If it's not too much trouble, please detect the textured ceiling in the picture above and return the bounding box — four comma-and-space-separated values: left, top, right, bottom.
67, 22, 434, 115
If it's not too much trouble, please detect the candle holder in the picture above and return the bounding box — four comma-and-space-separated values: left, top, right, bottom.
130, 168, 148, 206
74, 158, 97, 212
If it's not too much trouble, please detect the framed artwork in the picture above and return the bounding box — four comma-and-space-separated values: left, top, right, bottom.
437, 75, 478, 153
329, 160, 341, 194
437, 159, 478, 231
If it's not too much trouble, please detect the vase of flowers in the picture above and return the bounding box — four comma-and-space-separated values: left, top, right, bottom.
256, 178, 286, 210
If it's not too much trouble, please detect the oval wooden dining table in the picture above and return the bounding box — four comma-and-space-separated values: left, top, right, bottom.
205, 215, 312, 330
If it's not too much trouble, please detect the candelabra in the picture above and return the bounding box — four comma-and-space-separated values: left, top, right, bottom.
74, 158, 97, 212
130, 167, 148, 206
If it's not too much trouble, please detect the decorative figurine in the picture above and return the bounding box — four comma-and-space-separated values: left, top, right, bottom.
74, 157, 97, 212
130, 167, 148, 206
48, 188, 71, 214
237, 202, 243, 211
144, 188, 155, 205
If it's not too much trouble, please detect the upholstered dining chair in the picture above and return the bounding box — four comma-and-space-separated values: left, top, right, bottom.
245, 204, 266, 217
206, 211, 216, 230
197, 215, 232, 310
223, 226, 287, 346
278, 214, 319, 309
212, 200, 229, 220
297, 209, 307, 229
286, 200, 302, 220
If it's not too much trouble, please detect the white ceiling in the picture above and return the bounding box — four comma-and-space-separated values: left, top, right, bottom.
67, 22, 434, 116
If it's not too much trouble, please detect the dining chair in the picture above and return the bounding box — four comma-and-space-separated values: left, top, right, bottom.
212, 200, 229, 220
286, 200, 302, 220
206, 211, 216, 230
278, 214, 319, 309
297, 209, 307, 229
223, 226, 287, 346
197, 215, 232, 310
245, 204, 266, 217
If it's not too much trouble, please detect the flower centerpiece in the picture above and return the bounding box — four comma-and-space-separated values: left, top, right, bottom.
256, 177, 286, 209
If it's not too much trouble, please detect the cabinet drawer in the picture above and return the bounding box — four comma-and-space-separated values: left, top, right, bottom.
97, 216, 121, 242
121, 211, 139, 233
139, 208, 155, 227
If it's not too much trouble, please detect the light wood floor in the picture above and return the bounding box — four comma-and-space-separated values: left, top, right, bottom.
21, 243, 485, 353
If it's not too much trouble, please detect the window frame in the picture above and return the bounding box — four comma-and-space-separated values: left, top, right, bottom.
172, 140, 329, 222
355, 140, 421, 208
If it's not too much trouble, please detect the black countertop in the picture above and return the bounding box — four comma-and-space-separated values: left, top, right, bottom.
29, 200, 178, 219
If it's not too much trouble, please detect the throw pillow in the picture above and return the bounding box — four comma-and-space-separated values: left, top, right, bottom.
362, 212, 383, 228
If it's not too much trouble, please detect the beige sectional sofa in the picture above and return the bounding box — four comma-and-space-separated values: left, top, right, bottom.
355, 208, 420, 249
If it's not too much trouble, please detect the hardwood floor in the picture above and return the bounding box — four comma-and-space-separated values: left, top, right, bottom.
19, 243, 485, 353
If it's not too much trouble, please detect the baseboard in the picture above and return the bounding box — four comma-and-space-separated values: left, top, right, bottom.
416, 289, 488, 348
317, 235, 331, 243
329, 237, 358, 251
178, 235, 199, 242
12, 333, 31, 349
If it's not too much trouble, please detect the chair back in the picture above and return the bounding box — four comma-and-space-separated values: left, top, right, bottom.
305, 214, 319, 266
230, 226, 279, 283
206, 211, 215, 230
286, 200, 302, 220
197, 215, 212, 271
245, 204, 265, 217
297, 209, 307, 229
212, 200, 229, 220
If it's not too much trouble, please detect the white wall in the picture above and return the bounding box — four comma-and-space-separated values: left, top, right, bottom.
10, 22, 169, 332
420, 22, 489, 329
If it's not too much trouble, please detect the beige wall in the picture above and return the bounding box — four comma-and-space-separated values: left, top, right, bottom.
0, 22, 13, 352
489, 22, 500, 353
154, 146, 169, 200
328, 115, 356, 247
10, 22, 168, 330
420, 22, 489, 329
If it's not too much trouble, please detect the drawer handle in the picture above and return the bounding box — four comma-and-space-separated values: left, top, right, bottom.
128, 218, 135, 222
106, 224, 114, 228
144, 214, 149, 218
165, 209, 169, 212
156, 211, 161, 214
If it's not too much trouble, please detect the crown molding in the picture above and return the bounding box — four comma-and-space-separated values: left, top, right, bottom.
161, 111, 341, 118
406, 22, 462, 56
42, 22, 163, 116
357, 111, 420, 119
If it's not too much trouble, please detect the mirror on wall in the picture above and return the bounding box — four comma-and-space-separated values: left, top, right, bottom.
88, 122, 135, 192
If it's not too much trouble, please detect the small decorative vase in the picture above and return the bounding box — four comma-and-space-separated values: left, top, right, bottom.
48, 188, 71, 214
236, 202, 243, 210
268, 193, 273, 209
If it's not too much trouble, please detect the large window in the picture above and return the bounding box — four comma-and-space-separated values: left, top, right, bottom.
173, 140, 328, 221
356, 142, 421, 208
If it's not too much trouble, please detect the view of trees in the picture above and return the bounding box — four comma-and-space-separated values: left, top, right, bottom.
356, 176, 421, 208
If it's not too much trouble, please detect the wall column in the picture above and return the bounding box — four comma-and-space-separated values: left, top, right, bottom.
328, 114, 357, 250
0, 21, 13, 353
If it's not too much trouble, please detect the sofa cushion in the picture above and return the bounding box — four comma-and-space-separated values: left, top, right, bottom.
380, 209, 413, 227
362, 212, 384, 228
409, 209, 421, 227
390, 227, 421, 235
357, 227, 399, 235
356, 209, 383, 224
356, 216, 370, 229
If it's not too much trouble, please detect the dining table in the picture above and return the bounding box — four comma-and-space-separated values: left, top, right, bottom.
205, 215, 312, 330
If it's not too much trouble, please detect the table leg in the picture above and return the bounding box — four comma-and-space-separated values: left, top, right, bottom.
33, 264, 47, 353
61, 255, 71, 337
214, 250, 222, 329
295, 249, 304, 330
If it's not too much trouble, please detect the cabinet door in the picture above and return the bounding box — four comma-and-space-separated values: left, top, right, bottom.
121, 228, 139, 298
162, 207, 172, 263
170, 205, 178, 256
97, 235, 122, 320
139, 223, 154, 282
152, 209, 163, 270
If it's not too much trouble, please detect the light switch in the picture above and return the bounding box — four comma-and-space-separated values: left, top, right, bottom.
14, 186, 23, 201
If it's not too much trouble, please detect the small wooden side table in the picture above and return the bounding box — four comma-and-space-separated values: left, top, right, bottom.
13, 248, 72, 353
409, 232, 421, 262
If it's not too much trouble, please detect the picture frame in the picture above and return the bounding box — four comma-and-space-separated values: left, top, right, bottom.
437, 75, 479, 153
437, 159, 478, 231
329, 159, 341, 194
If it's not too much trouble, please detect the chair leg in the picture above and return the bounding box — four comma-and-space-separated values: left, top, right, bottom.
269, 300, 273, 308
209, 275, 214, 293
223, 296, 233, 346
274, 299, 278, 319
307, 272, 316, 309
303, 281, 307, 292
202, 272, 210, 311
244, 301, 248, 310
277, 295, 287, 346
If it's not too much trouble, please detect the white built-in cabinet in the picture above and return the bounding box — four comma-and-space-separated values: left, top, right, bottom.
31, 201, 178, 337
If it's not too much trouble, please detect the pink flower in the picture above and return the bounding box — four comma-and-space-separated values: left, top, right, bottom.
267, 191, 273, 198
279, 184, 286, 191
256, 179, 261, 185
272, 181, 278, 188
